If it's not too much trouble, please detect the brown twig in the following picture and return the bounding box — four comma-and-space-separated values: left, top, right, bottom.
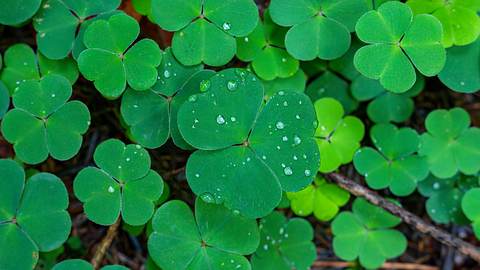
327, 173, 480, 263
313, 260, 438, 270
91, 218, 121, 269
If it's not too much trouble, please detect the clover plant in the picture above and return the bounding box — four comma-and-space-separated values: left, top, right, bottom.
148, 198, 260, 270
0, 159, 71, 270
462, 188, 480, 239
332, 198, 407, 269
419, 108, 480, 179
0, 43, 78, 94
151, 0, 259, 66
355, 1, 446, 92
0, 81, 9, 119
74, 139, 164, 226
78, 13, 162, 99
53, 259, 129, 270
287, 176, 350, 221
178, 68, 319, 218
1, 74, 90, 164
354, 123, 429, 196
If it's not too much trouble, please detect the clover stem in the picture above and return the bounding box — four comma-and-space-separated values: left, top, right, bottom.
91, 218, 121, 269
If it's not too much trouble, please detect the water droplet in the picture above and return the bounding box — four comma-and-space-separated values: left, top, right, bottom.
108, 186, 115, 193
51, 94, 56, 98
284, 167, 293, 176
118, 165, 122, 169
232, 209, 240, 215
135, 145, 141, 149
216, 115, 226, 124
283, 101, 288, 106
230, 116, 236, 122
244, 37, 249, 42
200, 80, 210, 92
293, 135, 302, 145
163, 70, 171, 78
200, 193, 215, 203
460, 81, 465, 86
222, 22, 231, 30
188, 95, 197, 102
126, 157, 130, 162
433, 182, 440, 189
262, 155, 267, 160
281, 58, 287, 62
263, 244, 268, 250
227, 80, 237, 91
279, 228, 284, 234
278, 91, 285, 95
293, 155, 298, 160
295, 114, 300, 120
282, 136, 288, 142
195, 173, 200, 178
304, 169, 311, 176
276, 121, 285, 129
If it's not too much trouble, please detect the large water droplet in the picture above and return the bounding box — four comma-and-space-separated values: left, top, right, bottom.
216, 115, 226, 124
227, 80, 237, 91
200, 80, 211, 92
200, 193, 215, 203
108, 186, 115, 193
284, 167, 293, 176
304, 169, 311, 176
163, 70, 171, 78
222, 22, 231, 30
293, 135, 302, 145
276, 121, 285, 129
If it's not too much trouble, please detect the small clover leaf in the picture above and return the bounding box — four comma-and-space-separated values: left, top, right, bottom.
151, 0, 259, 66
53, 259, 129, 270
0, 0, 41, 25
250, 211, 316, 270
462, 187, 480, 239
354, 123, 429, 196
332, 198, 407, 269
177, 68, 320, 218
33, 0, 121, 59
419, 108, 480, 178
407, 0, 480, 47
0, 81, 9, 119
1, 74, 90, 164
0, 159, 71, 270
287, 176, 350, 221
0, 43, 79, 94
418, 174, 478, 224
262, 69, 306, 100
74, 139, 164, 226
269, 0, 371, 61
78, 13, 163, 99
314, 98, 364, 173
148, 199, 259, 270
438, 38, 480, 93
354, 1, 446, 93
236, 10, 299, 80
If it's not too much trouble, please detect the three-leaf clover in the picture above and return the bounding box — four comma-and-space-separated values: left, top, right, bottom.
0, 159, 71, 270
0, 43, 79, 94
120, 48, 208, 149
407, 0, 480, 47
332, 198, 407, 269
78, 13, 162, 99
151, 0, 259, 66
148, 199, 260, 270
74, 139, 164, 226
236, 10, 299, 80
269, 0, 371, 61
419, 108, 480, 178
1, 74, 90, 164
0, 81, 9, 119
53, 259, 129, 270
354, 1, 446, 93
287, 176, 350, 221
462, 187, 480, 239
33, 0, 121, 59
314, 98, 364, 173
354, 123, 429, 196
0, 0, 41, 25
250, 211, 316, 270
177, 68, 320, 218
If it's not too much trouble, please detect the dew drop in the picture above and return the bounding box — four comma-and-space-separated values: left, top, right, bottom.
230, 116, 236, 122
276, 121, 285, 129
293, 135, 302, 145
304, 169, 311, 176
278, 91, 285, 95
284, 167, 293, 176
195, 173, 200, 178
433, 182, 440, 189
295, 114, 300, 120
216, 115, 226, 124
263, 244, 268, 250
244, 37, 249, 42
282, 136, 288, 142
108, 186, 115, 193
222, 22, 231, 30
227, 80, 237, 91
163, 70, 171, 78
281, 57, 287, 63
200, 80, 210, 92
200, 193, 215, 203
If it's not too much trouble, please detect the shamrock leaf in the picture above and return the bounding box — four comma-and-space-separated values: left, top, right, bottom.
0, 159, 71, 270
418, 174, 478, 224
0, 81, 9, 120
332, 198, 407, 269
148, 199, 259, 270
354, 1, 446, 93
120, 48, 207, 149
250, 211, 316, 270
236, 10, 299, 80
287, 176, 350, 221
177, 68, 320, 218
0, 43, 79, 94
269, 0, 371, 61
78, 13, 162, 99
261, 69, 306, 100
1, 74, 90, 164
419, 108, 480, 178
0, 0, 41, 25
438, 38, 480, 93
407, 0, 480, 47
151, 0, 259, 66
314, 98, 364, 173
354, 123, 429, 196
74, 139, 164, 226
53, 259, 129, 270
462, 187, 480, 239
33, 0, 121, 59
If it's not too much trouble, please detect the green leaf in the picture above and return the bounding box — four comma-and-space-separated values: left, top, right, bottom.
354, 123, 429, 196
0, 81, 9, 120
148, 199, 259, 270
177, 68, 319, 218
332, 198, 406, 269
33, 0, 121, 59
78, 13, 162, 99
1, 74, 90, 164
0, 0, 41, 25
261, 69, 306, 100
438, 38, 480, 93
74, 139, 164, 226
354, 1, 445, 93
287, 176, 350, 221
314, 98, 364, 173
250, 211, 316, 270
52, 259, 130, 270
0, 159, 71, 270
462, 187, 480, 238
419, 108, 480, 178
